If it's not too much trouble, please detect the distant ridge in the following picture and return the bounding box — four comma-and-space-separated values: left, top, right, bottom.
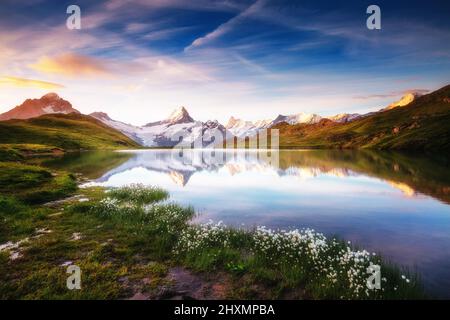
275, 84, 450, 151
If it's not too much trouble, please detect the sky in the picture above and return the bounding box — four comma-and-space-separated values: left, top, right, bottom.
0, 0, 449, 125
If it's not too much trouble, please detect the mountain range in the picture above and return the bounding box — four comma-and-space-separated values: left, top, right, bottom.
91, 106, 333, 146
0, 93, 338, 146
90, 106, 231, 147
0, 85, 448, 150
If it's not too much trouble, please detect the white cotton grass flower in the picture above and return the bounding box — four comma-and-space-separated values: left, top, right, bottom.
174, 218, 416, 299
250, 226, 378, 298
174, 220, 231, 253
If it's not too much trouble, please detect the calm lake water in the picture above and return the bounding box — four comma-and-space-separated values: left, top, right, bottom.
44, 149, 450, 298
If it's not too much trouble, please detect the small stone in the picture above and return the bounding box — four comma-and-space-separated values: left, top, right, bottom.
10, 251, 22, 260
49, 212, 63, 217
70, 232, 82, 241
36, 228, 52, 234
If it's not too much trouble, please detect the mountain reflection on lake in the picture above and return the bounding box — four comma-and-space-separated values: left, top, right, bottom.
46, 149, 450, 297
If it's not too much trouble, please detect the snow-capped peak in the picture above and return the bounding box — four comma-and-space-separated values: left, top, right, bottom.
328, 113, 361, 123
226, 116, 253, 129
204, 119, 221, 127
291, 112, 322, 124
271, 112, 322, 126
253, 118, 273, 128
41, 92, 62, 100
383, 92, 421, 111
225, 112, 321, 138
89, 112, 111, 121
0, 92, 80, 121
167, 106, 194, 124
226, 116, 240, 128
225, 117, 258, 137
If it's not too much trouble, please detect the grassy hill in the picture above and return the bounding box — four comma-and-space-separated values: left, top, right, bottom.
276, 84, 450, 151
0, 113, 140, 150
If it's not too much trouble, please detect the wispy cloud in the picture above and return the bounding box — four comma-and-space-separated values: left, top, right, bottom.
0, 76, 65, 89
105, 0, 243, 12
353, 89, 430, 100
185, 0, 267, 51
81, 10, 118, 30
125, 22, 150, 33
231, 53, 270, 75
132, 56, 215, 84
30, 53, 112, 77
142, 26, 196, 41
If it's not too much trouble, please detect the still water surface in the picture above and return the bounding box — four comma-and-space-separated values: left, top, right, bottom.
45, 149, 450, 297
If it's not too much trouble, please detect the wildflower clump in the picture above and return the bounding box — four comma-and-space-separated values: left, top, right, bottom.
252, 226, 328, 265
176, 222, 423, 299
175, 220, 231, 253
144, 203, 194, 233
250, 226, 420, 299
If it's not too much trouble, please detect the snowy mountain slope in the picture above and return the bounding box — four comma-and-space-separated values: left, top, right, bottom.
327, 113, 362, 123
89, 112, 144, 144
92, 107, 233, 147
225, 112, 322, 138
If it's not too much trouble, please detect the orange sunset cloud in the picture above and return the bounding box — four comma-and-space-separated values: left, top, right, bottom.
31, 53, 111, 77
0, 76, 65, 89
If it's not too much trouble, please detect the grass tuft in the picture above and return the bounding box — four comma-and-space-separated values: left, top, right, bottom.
107, 183, 169, 205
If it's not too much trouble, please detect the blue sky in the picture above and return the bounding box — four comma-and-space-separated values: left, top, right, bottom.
0, 0, 449, 124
